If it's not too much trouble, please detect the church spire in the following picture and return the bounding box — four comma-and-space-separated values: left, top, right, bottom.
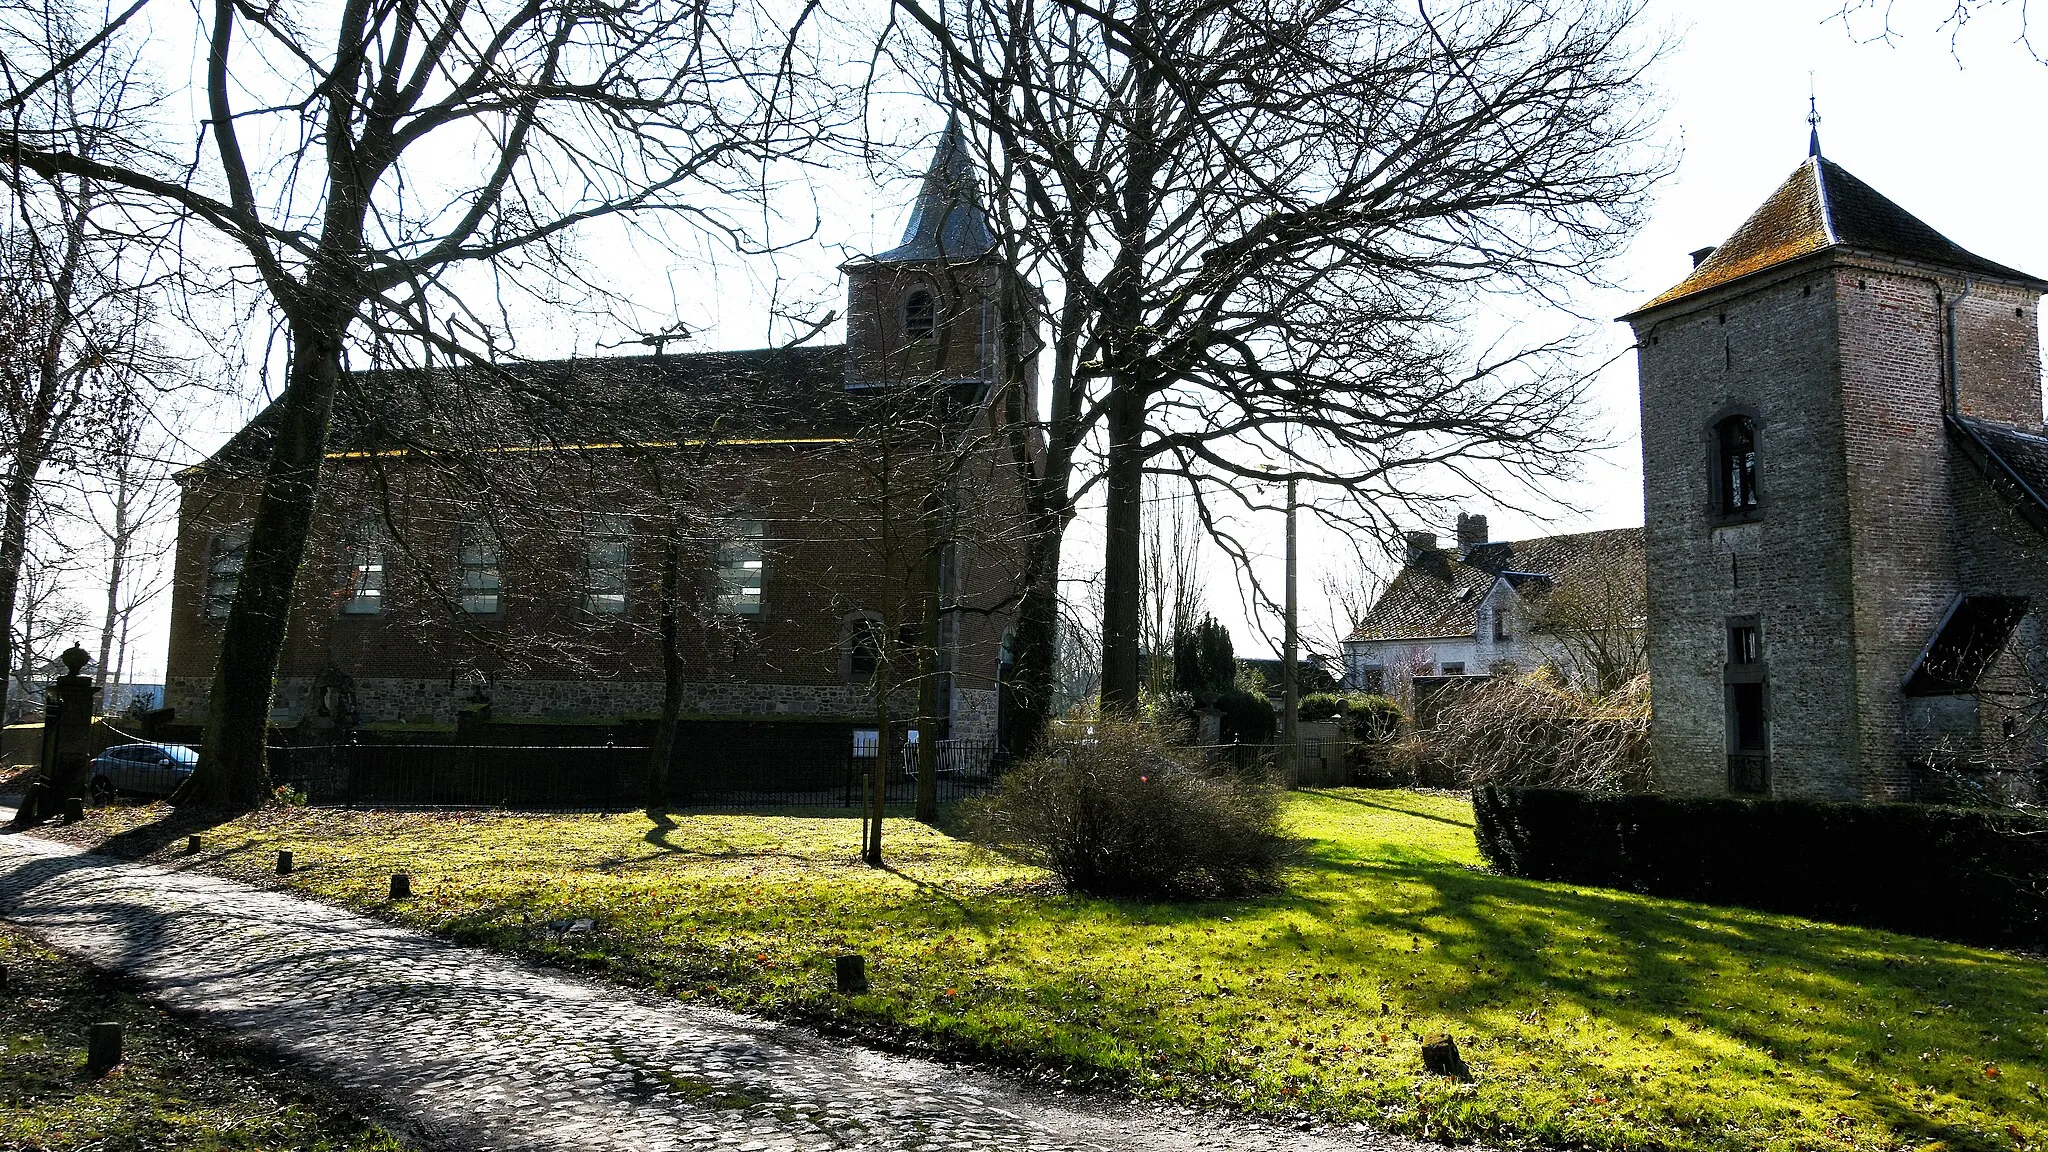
869, 114, 996, 264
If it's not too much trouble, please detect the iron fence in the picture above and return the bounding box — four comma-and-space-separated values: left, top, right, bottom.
268, 736, 1005, 812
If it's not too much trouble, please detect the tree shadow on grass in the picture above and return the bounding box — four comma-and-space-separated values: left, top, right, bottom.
1278, 845, 2044, 1152
5, 805, 240, 864
1297, 788, 1474, 828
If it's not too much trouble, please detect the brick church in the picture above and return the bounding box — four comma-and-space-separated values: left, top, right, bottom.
165, 124, 1036, 778
1624, 132, 2048, 803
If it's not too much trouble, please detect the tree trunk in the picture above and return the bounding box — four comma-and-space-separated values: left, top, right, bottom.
1094, 10, 1159, 716
913, 538, 942, 824
1005, 552, 1061, 756
650, 515, 684, 809
0, 462, 42, 728
184, 318, 348, 810
95, 458, 132, 718
1098, 381, 1146, 712
867, 659, 892, 866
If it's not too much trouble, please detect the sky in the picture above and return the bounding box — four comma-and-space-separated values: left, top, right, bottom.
110, 0, 2048, 679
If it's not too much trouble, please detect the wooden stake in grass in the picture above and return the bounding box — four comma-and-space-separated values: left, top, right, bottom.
276, 850, 293, 875
86, 1022, 122, 1073
389, 873, 411, 899
835, 954, 869, 994
185, 835, 200, 855
1422, 1032, 1472, 1081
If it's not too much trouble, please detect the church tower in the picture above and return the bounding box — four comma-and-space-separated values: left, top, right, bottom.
1624, 139, 2048, 802
842, 118, 1013, 395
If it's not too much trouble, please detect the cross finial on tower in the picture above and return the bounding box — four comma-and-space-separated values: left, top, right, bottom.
1807, 80, 1822, 158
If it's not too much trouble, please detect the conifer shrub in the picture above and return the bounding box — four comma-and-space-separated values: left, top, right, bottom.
968, 715, 1291, 899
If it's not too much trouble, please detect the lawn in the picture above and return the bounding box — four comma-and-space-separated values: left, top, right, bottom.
0, 921, 406, 1151
32, 789, 2048, 1152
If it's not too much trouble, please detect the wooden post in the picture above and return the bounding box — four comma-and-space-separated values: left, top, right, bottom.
276, 849, 293, 874
835, 954, 869, 994
62, 797, 84, 823
86, 1022, 122, 1073
389, 873, 411, 899
184, 835, 200, 855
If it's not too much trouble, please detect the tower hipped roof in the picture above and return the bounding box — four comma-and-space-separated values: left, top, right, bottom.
865, 117, 996, 264
1628, 156, 2045, 317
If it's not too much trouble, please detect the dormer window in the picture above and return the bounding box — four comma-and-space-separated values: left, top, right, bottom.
1715, 415, 1759, 517
904, 290, 935, 342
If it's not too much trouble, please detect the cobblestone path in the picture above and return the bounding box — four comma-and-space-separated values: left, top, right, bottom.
0, 831, 1471, 1152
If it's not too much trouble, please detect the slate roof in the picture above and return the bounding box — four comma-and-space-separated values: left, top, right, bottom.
1346, 527, 1645, 643
1951, 415, 2048, 534
196, 345, 870, 475
862, 116, 996, 265
1629, 156, 2045, 317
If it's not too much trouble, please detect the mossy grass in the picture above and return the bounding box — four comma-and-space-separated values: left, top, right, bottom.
0, 921, 405, 1150
42, 789, 2048, 1152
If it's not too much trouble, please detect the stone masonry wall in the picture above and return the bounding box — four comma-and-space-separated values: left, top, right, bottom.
1632, 258, 1862, 799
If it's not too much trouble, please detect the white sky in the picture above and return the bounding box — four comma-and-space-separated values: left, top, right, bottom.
115, 0, 2048, 679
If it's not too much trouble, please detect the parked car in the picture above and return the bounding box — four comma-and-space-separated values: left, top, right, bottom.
88, 743, 199, 800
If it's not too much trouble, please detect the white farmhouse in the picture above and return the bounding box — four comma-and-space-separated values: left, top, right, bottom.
1341, 514, 1645, 707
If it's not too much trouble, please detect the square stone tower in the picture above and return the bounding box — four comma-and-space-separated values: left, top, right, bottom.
1623, 142, 2048, 802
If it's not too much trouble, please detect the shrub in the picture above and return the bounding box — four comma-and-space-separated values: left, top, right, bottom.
968, 715, 1291, 899
1298, 692, 1345, 723
1474, 785, 2048, 951
1172, 616, 1236, 704
1214, 687, 1276, 746
1420, 671, 1649, 792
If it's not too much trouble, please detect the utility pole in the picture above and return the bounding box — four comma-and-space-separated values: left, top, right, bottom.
1281, 475, 1299, 782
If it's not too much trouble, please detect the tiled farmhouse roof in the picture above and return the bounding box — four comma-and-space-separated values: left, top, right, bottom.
195, 345, 876, 475
1627, 156, 2046, 317
1951, 415, 2048, 534
1347, 527, 1645, 643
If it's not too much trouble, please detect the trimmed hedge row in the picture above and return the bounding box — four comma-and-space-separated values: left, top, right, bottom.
1472, 785, 2048, 952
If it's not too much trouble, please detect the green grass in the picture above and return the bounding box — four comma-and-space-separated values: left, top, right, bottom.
42, 790, 2048, 1152
0, 922, 406, 1151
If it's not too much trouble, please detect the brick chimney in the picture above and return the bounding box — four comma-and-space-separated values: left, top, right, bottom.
1456, 513, 1489, 556
1403, 531, 1439, 566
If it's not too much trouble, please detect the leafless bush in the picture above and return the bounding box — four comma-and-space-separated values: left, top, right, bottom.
1422, 671, 1650, 793
967, 715, 1290, 899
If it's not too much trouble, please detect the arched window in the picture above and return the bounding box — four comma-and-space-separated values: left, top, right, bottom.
582, 515, 630, 615
715, 519, 766, 615
1715, 415, 1759, 516
205, 534, 245, 618
341, 521, 388, 615
843, 613, 886, 680
459, 528, 502, 614
903, 290, 935, 342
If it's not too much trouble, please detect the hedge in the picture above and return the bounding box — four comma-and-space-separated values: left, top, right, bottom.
1472, 785, 2048, 952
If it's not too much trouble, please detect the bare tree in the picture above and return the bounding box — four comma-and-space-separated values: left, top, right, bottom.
75, 387, 179, 716
0, 0, 168, 734
887, 0, 1669, 720
1834, 0, 2046, 60
0, 0, 829, 808
6, 523, 90, 720
1140, 477, 1204, 699
1308, 561, 1383, 683
1521, 548, 1648, 696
